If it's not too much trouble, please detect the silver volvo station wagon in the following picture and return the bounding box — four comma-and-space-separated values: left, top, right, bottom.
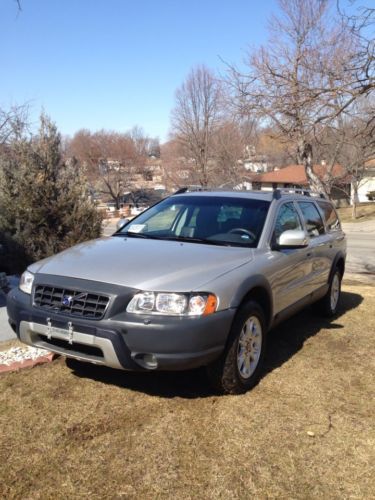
7, 189, 346, 394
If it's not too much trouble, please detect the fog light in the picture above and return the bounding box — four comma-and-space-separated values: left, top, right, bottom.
143, 354, 158, 369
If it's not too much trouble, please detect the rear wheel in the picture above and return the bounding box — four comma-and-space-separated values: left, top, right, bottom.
207, 301, 267, 394
317, 267, 342, 317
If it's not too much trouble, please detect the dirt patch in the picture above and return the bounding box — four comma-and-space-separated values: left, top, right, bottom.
0, 284, 374, 498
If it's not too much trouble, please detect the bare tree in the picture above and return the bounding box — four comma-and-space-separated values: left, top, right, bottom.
211, 117, 260, 187
12, 0, 22, 12
67, 129, 153, 209
228, 0, 374, 195
255, 127, 293, 168
129, 126, 158, 157
171, 65, 223, 187
335, 96, 375, 217
0, 104, 28, 145
161, 139, 194, 190
338, 2, 374, 97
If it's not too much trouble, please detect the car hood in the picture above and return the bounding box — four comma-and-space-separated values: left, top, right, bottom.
29, 236, 253, 291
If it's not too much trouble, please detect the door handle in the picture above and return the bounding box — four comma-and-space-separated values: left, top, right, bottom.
306, 252, 312, 258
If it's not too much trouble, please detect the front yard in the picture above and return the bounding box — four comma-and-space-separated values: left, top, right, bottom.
337, 202, 375, 222
0, 283, 374, 499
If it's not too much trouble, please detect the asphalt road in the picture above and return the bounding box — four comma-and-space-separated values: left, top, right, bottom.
342, 220, 375, 281
1, 219, 374, 343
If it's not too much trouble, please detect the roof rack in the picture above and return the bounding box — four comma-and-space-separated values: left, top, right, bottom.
172, 186, 328, 199
272, 188, 327, 200
173, 185, 215, 195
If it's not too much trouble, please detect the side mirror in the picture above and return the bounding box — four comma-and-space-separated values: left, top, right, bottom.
116, 218, 129, 231
277, 229, 308, 249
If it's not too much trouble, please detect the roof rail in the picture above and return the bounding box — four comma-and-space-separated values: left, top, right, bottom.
272, 188, 327, 199
173, 185, 210, 195
173, 187, 189, 195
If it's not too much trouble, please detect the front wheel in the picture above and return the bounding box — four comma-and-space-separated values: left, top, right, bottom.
207, 301, 267, 394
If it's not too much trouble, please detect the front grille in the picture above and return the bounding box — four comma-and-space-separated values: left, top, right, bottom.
33, 285, 110, 320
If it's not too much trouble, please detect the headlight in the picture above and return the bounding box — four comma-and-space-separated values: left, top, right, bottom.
19, 270, 34, 294
127, 292, 217, 316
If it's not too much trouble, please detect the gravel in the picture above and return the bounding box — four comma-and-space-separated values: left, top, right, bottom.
0, 345, 51, 366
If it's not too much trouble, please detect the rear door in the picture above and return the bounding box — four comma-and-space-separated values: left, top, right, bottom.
296, 201, 331, 291
316, 199, 346, 272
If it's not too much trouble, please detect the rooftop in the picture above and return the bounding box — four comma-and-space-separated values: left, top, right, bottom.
253, 164, 348, 185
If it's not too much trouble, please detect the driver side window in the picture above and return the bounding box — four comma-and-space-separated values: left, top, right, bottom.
273, 203, 302, 243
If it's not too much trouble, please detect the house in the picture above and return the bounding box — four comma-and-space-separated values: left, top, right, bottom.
242, 145, 268, 173
357, 160, 375, 202
251, 164, 351, 206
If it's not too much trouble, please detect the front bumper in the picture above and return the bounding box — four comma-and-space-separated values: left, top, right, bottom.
7, 286, 235, 371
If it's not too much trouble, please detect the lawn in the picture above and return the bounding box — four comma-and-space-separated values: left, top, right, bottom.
0, 283, 374, 499
337, 202, 375, 222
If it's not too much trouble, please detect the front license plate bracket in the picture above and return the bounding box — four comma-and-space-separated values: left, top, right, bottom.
46, 317, 74, 344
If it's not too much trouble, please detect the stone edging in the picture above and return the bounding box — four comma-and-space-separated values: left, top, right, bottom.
0, 352, 58, 374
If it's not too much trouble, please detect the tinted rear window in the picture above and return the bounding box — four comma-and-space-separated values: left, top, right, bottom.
298, 202, 325, 237
316, 201, 341, 232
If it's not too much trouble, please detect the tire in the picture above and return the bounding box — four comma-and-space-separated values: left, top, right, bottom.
317, 267, 342, 317
207, 301, 267, 395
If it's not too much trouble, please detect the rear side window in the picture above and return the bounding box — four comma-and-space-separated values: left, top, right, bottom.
316, 201, 341, 232
298, 202, 325, 237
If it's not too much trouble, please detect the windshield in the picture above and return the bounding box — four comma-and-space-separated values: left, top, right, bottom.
116, 195, 270, 248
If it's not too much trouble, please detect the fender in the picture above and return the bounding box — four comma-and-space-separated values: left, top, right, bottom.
230, 274, 273, 329
329, 251, 346, 283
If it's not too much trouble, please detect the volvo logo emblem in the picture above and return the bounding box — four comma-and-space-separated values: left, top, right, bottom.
61, 292, 87, 307
61, 295, 73, 306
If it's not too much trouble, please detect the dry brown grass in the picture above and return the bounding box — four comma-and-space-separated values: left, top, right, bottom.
337, 203, 375, 222
1, 284, 374, 499
0, 339, 19, 352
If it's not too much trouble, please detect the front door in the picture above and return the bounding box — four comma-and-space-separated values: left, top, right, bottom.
268, 202, 314, 314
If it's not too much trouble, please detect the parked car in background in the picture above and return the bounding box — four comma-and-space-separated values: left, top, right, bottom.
7, 188, 346, 394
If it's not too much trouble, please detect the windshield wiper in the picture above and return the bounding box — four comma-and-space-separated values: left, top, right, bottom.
162, 235, 231, 246
113, 232, 161, 239
113, 233, 242, 247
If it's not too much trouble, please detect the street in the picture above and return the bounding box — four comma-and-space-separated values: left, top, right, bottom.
343, 220, 375, 280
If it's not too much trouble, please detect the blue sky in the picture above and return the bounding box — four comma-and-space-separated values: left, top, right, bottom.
1, 0, 279, 141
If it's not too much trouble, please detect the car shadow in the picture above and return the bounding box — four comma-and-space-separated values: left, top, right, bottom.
66, 359, 213, 399
66, 290, 363, 399
263, 290, 363, 376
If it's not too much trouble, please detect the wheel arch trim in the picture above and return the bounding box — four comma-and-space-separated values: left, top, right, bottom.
329, 252, 346, 283
230, 275, 273, 330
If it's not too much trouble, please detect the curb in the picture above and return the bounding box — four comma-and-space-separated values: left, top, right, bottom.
0, 352, 58, 374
